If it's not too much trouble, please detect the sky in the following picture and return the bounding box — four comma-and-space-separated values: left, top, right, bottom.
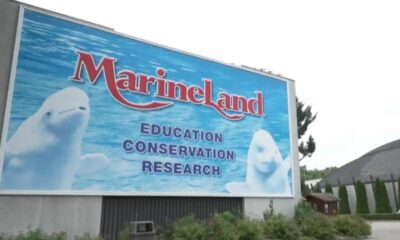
18, 0, 400, 170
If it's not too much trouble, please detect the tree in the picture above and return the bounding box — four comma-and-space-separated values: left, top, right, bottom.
325, 183, 333, 194
339, 185, 351, 214
297, 98, 317, 161
355, 180, 369, 214
302, 167, 338, 181
374, 178, 392, 213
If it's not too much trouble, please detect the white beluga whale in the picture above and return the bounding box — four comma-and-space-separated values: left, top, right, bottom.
0, 87, 110, 190
225, 129, 291, 195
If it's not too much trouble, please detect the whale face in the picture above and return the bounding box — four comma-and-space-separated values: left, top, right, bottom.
39, 87, 89, 137
226, 129, 290, 194
248, 130, 283, 175
0, 87, 90, 189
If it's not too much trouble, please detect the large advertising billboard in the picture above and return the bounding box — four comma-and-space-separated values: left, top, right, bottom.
0, 7, 296, 197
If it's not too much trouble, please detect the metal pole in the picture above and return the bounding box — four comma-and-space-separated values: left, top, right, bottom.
370, 175, 376, 200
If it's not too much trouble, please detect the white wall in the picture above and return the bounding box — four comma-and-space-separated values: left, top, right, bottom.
385, 181, 398, 211
346, 185, 356, 214
0, 195, 102, 237
365, 183, 375, 213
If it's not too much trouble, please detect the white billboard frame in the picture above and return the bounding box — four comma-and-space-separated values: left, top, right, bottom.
0, 5, 298, 198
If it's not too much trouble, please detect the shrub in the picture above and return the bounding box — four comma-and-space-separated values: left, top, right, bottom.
13, 228, 67, 240
117, 225, 130, 240
324, 183, 333, 194
74, 233, 103, 240
0, 228, 105, 240
172, 215, 205, 240
263, 200, 275, 220
156, 222, 174, 240
294, 201, 316, 224
300, 213, 335, 240
355, 180, 369, 214
333, 215, 371, 237
203, 212, 238, 240
236, 219, 263, 240
338, 185, 351, 214
263, 215, 301, 240
299, 237, 316, 240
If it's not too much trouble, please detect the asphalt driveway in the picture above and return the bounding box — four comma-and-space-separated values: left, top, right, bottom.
369, 221, 400, 240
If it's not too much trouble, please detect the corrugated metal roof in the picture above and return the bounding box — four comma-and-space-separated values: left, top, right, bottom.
319, 139, 400, 187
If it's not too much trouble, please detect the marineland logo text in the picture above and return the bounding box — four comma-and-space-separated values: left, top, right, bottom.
69, 51, 265, 121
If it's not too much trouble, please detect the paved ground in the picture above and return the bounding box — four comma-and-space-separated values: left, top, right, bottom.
369, 221, 400, 240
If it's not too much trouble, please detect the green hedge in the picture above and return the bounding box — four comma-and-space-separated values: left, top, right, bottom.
358, 213, 400, 220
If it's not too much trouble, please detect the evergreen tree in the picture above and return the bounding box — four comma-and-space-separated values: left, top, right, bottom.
339, 185, 351, 214
355, 180, 369, 214
297, 98, 317, 161
375, 178, 392, 213
325, 183, 333, 194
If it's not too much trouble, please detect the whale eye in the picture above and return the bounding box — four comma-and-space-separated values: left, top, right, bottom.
46, 111, 51, 116
256, 146, 264, 153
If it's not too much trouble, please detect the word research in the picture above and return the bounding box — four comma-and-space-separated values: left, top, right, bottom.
70, 51, 265, 121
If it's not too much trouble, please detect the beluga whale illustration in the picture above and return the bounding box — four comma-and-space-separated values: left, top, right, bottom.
225, 129, 291, 195
0, 87, 110, 190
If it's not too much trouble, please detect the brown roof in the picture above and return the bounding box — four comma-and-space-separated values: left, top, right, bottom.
306, 193, 340, 202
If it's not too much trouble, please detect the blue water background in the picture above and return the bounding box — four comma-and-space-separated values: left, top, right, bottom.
4, 10, 292, 194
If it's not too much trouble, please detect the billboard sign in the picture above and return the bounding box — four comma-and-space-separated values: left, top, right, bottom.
0, 7, 296, 197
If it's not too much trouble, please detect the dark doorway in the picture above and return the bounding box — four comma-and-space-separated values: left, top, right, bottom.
100, 196, 243, 240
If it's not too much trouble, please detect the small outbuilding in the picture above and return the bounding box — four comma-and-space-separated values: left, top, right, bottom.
305, 193, 340, 216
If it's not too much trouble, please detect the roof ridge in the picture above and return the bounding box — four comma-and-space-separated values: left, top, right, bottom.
358, 139, 400, 159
